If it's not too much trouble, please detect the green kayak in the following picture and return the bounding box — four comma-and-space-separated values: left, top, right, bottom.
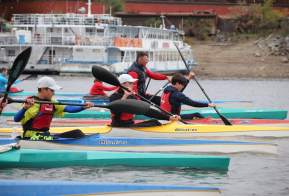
3, 107, 287, 119
0, 149, 230, 170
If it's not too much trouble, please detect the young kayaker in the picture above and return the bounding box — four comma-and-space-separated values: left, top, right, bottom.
127, 51, 171, 106
14, 76, 94, 140
110, 74, 180, 127
0, 97, 8, 111
0, 68, 24, 93
83, 78, 117, 100
160, 72, 216, 120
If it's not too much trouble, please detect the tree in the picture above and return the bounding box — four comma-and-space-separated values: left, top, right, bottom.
260, 0, 285, 30
145, 18, 161, 28
96, 0, 126, 16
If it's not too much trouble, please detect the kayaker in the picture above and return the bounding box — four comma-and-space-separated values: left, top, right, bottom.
83, 78, 117, 100
160, 72, 216, 120
127, 51, 171, 106
110, 74, 180, 127
14, 76, 94, 140
0, 97, 8, 111
0, 68, 24, 93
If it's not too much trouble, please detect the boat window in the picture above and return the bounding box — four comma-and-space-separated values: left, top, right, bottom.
167, 51, 171, 61
105, 49, 107, 53
6, 50, 15, 57
163, 51, 167, 61
174, 51, 178, 61
124, 28, 130, 38
154, 52, 158, 62
131, 28, 139, 38
149, 52, 153, 61
131, 51, 136, 61
93, 49, 100, 53
76, 49, 83, 52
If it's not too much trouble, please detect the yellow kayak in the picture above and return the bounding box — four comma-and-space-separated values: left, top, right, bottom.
2, 122, 289, 137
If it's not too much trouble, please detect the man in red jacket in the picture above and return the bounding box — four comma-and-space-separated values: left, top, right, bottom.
83, 78, 117, 100
127, 51, 171, 106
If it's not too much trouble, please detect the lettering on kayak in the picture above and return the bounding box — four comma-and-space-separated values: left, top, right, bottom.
245, 110, 257, 112
99, 140, 127, 145
175, 128, 197, 132
201, 110, 217, 113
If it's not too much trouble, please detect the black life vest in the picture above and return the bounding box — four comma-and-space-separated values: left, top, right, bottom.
127, 61, 147, 96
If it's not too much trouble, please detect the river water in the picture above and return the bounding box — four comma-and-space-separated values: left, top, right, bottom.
0, 75, 289, 196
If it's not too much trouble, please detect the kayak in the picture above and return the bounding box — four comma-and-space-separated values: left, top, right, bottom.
0, 148, 230, 170
10, 98, 253, 110
8, 91, 85, 96
8, 117, 289, 127
0, 133, 278, 154
1, 122, 289, 137
2, 107, 287, 119
0, 180, 221, 196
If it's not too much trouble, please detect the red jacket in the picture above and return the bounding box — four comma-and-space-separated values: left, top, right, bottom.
90, 81, 117, 96
128, 67, 167, 95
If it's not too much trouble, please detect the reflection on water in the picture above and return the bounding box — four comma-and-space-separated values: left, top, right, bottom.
0, 76, 289, 196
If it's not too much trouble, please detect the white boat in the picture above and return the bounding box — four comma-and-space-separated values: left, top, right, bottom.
0, 0, 196, 75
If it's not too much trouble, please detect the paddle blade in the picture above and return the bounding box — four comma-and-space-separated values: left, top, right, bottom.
107, 99, 150, 115
219, 114, 233, 125
24, 74, 38, 80
173, 42, 190, 71
7, 47, 32, 87
92, 65, 121, 87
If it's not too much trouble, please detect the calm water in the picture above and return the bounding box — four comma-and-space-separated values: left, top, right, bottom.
0, 75, 289, 196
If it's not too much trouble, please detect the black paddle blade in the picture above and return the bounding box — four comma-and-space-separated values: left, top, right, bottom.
24, 74, 38, 80
219, 114, 233, 125
173, 42, 190, 71
107, 99, 150, 115
92, 65, 121, 87
7, 47, 32, 87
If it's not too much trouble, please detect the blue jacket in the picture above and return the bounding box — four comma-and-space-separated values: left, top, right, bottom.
0, 73, 20, 91
163, 84, 208, 115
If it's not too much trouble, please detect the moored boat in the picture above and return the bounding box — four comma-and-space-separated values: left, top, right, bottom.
0, 148, 229, 170
2, 107, 287, 119
1, 122, 289, 137
0, 179, 221, 196
0, 133, 278, 154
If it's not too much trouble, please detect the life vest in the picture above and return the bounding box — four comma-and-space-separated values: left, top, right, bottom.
127, 61, 147, 96
22, 96, 54, 133
110, 87, 134, 122
160, 89, 181, 115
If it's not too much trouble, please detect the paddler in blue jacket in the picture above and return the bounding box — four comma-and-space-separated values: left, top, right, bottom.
0, 68, 24, 93
14, 76, 94, 140
160, 72, 216, 120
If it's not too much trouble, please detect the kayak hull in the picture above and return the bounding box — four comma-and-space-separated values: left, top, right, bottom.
0, 134, 278, 154
4, 107, 286, 119
0, 149, 230, 170
0, 180, 221, 196
7, 117, 289, 127
1, 122, 289, 137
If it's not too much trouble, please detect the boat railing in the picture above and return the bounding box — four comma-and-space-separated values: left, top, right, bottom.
11, 14, 122, 26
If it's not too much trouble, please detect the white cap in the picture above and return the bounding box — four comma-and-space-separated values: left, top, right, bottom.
118, 74, 138, 83
37, 76, 62, 91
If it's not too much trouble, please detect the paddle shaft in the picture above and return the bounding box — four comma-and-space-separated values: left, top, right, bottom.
145, 78, 151, 92
120, 84, 188, 124
149, 82, 169, 101
9, 99, 110, 108
173, 42, 232, 125
23, 74, 38, 80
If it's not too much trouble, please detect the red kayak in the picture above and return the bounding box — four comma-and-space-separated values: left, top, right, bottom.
7, 117, 289, 126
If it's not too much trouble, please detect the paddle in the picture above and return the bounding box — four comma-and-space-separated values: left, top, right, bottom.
173, 42, 232, 126
149, 82, 169, 101
0, 47, 32, 116
23, 74, 38, 80
0, 93, 150, 115
92, 65, 188, 124
145, 78, 151, 92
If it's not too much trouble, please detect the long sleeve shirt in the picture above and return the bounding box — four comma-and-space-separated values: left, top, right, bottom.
0, 73, 20, 90
89, 81, 117, 96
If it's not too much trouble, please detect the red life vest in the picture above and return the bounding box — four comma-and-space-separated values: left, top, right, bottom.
160, 90, 181, 115
110, 87, 134, 121
22, 96, 54, 132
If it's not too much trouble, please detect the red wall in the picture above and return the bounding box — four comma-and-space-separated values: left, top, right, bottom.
0, 1, 287, 21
